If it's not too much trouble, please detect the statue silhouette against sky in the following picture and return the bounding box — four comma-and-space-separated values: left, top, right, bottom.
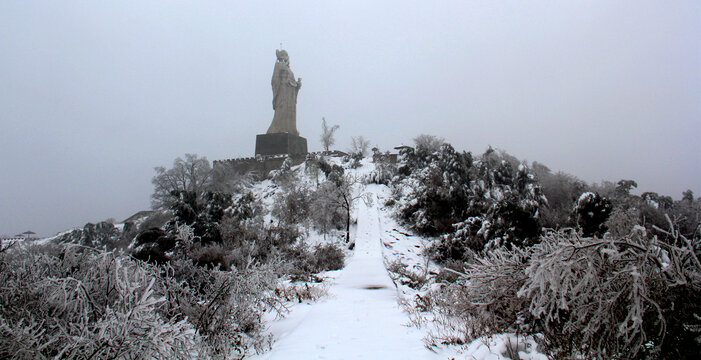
267, 49, 301, 135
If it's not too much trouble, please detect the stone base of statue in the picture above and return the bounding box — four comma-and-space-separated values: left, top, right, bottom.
255, 133, 308, 156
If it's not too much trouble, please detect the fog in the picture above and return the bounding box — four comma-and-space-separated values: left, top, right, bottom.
1, 1, 699, 237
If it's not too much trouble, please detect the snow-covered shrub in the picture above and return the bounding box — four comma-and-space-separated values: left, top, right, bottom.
386, 259, 429, 290
138, 189, 233, 254
433, 259, 469, 284
668, 191, 701, 241
367, 148, 397, 185
573, 191, 612, 237
304, 153, 322, 186
349, 152, 363, 169
271, 156, 295, 185
531, 164, 587, 229
157, 258, 279, 358
398, 143, 474, 235
190, 243, 232, 270
309, 182, 346, 237
0, 218, 295, 359
411, 147, 545, 257
132, 227, 175, 263
605, 206, 639, 238
311, 243, 345, 272
428, 221, 700, 358
272, 185, 312, 226
520, 226, 701, 358
430, 217, 486, 262
274, 281, 328, 303
135, 188, 242, 263
284, 242, 345, 276
221, 191, 264, 245
317, 157, 345, 185
0, 246, 201, 359
429, 247, 531, 345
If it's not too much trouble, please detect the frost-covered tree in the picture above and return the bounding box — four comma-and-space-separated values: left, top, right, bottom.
349, 136, 371, 157
313, 175, 366, 243
210, 164, 253, 194
682, 189, 695, 203
151, 154, 212, 210
535, 169, 587, 229
413, 134, 444, 155
320, 117, 340, 151
397, 144, 545, 257
573, 191, 612, 237
399, 143, 473, 235
435, 149, 546, 257
615, 179, 638, 196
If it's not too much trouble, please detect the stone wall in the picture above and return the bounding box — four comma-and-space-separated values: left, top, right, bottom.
213, 154, 307, 181
213, 150, 390, 181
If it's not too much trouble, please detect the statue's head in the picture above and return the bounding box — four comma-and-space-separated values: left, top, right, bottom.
276, 49, 289, 64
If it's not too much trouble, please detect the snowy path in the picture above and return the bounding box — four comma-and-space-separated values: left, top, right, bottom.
254, 186, 441, 359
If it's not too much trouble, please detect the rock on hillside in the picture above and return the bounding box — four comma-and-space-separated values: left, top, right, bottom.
52, 221, 128, 249
50, 210, 158, 249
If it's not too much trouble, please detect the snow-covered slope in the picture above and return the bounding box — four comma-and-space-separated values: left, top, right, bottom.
251, 158, 547, 359
253, 184, 440, 359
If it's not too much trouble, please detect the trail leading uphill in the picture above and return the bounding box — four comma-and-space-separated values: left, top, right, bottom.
253, 185, 440, 359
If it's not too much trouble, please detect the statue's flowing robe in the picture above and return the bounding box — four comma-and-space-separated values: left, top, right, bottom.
267, 61, 300, 135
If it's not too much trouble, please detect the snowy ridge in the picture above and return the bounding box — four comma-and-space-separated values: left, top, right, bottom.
253, 160, 547, 359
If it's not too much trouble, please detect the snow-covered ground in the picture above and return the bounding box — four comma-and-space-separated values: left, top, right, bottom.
252, 161, 547, 359
253, 185, 441, 359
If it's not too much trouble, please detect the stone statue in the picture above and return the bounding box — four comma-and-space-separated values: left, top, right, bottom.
267, 49, 302, 136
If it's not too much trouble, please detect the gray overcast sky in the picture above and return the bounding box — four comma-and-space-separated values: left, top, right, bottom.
1, 1, 699, 237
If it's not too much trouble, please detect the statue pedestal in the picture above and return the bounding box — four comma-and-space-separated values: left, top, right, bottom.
255, 133, 308, 156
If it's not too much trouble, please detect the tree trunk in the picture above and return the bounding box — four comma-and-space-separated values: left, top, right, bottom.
344, 194, 351, 243
346, 207, 350, 243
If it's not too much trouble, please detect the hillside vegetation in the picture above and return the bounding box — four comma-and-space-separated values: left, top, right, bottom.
1, 135, 699, 359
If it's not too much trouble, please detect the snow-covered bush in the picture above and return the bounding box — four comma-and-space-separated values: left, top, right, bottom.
430, 224, 701, 358
397, 143, 473, 235
573, 191, 612, 237
0, 237, 283, 359
386, 259, 429, 290
157, 257, 279, 358
0, 245, 201, 359
221, 191, 263, 245
279, 242, 345, 281
311, 243, 345, 272
132, 228, 171, 263
401, 146, 545, 256
271, 156, 295, 185
520, 226, 700, 358
604, 206, 639, 238
668, 191, 701, 241
531, 164, 586, 229
366, 148, 397, 185
429, 247, 531, 345
272, 186, 312, 226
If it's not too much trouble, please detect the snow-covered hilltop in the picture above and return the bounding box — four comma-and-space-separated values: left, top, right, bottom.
2, 143, 699, 359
